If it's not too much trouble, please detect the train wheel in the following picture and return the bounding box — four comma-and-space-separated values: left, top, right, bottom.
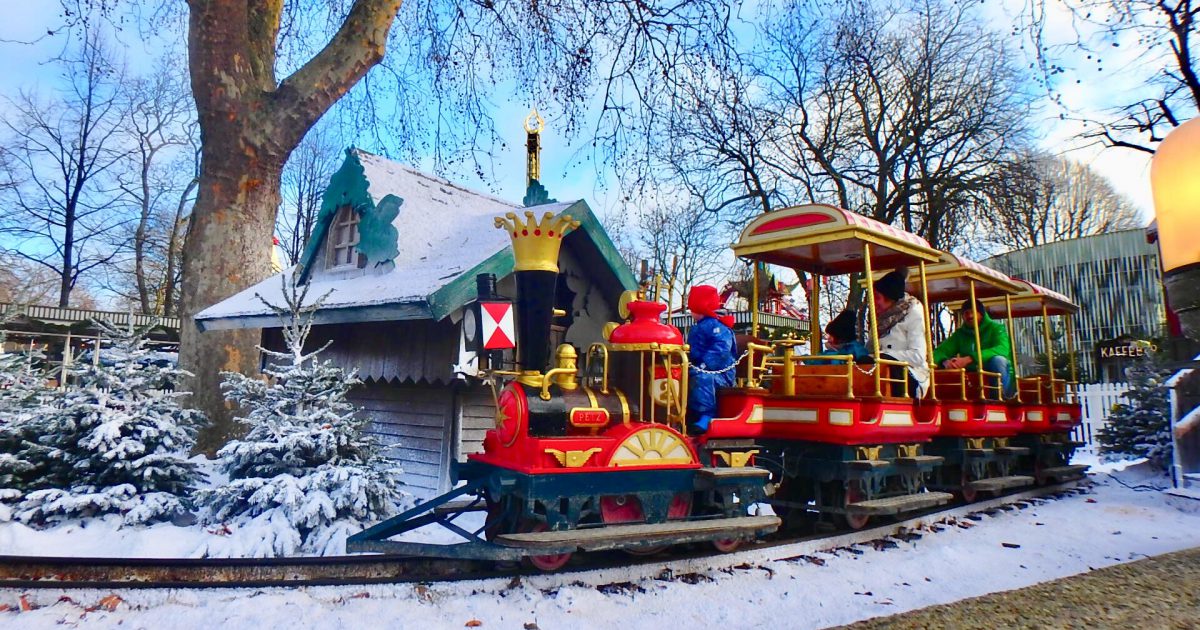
712, 537, 741, 553
960, 468, 979, 503
520, 520, 572, 572
667, 492, 693, 520
843, 483, 870, 530
483, 493, 512, 542
1033, 457, 1047, 486
600, 495, 645, 524
600, 494, 678, 556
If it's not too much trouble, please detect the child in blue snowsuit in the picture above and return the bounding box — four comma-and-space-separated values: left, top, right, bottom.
808, 309, 872, 365
686, 285, 737, 434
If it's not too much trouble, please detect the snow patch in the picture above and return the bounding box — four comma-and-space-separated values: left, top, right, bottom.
3, 465, 1199, 630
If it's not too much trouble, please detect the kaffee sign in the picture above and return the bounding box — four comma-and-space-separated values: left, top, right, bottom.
1096, 337, 1158, 361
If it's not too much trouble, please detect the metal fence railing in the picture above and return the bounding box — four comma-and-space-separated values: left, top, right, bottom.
0, 302, 180, 330
0, 328, 178, 390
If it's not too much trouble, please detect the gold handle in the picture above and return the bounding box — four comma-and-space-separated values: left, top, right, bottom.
540, 367, 578, 400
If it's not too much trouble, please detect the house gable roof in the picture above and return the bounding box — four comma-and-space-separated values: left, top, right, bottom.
195, 151, 635, 331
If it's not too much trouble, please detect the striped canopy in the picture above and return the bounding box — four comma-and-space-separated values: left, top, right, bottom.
732, 204, 940, 275
976, 278, 1079, 318
914, 252, 1024, 303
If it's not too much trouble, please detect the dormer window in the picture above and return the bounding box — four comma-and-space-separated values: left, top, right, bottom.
327, 206, 361, 270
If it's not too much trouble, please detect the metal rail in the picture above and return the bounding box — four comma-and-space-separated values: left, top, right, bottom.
0, 480, 1086, 590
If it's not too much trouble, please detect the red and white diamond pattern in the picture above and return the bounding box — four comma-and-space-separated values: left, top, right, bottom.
481, 302, 516, 350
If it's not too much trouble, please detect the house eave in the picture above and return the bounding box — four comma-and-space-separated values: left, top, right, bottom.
195, 301, 433, 331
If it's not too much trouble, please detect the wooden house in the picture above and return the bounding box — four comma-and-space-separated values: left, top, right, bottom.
196, 149, 636, 497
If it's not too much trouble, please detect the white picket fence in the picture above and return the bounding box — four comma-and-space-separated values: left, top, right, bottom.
1073, 381, 1130, 452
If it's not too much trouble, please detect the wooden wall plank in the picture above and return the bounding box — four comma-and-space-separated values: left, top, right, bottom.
349, 380, 453, 499
263, 320, 459, 385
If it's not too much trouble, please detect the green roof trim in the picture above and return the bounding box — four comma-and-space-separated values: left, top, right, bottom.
425, 200, 637, 321
297, 149, 400, 283
523, 178, 556, 207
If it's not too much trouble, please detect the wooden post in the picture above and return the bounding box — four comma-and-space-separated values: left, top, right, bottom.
62, 331, 73, 390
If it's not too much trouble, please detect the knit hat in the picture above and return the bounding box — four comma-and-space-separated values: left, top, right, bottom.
687, 285, 722, 319
825, 310, 857, 343
873, 267, 909, 302
959, 299, 988, 317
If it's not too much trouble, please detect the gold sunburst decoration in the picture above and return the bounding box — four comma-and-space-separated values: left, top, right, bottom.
608, 427, 695, 467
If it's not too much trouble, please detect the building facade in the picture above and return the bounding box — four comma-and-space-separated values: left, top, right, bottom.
196, 150, 636, 498
983, 229, 1163, 383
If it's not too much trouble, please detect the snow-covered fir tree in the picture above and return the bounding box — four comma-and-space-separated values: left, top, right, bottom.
0, 313, 59, 510
10, 320, 205, 526
0, 309, 52, 412
198, 277, 406, 556
1097, 357, 1173, 472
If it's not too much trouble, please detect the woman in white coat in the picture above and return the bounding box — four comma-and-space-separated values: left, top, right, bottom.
870, 268, 929, 399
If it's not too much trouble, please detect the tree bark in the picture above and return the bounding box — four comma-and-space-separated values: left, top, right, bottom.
181, 0, 402, 453
181, 151, 282, 453
135, 156, 153, 314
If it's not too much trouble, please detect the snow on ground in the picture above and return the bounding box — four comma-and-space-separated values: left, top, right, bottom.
0, 456, 462, 559
2, 460, 1198, 629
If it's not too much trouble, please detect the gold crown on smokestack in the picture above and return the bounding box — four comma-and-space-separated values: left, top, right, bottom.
495, 210, 580, 273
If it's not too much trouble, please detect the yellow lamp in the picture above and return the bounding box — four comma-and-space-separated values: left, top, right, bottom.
1150, 117, 1200, 340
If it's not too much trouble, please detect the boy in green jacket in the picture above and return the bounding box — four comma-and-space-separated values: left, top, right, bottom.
933, 299, 1015, 399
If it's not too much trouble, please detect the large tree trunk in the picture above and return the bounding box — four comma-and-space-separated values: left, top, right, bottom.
181, 149, 284, 453
181, 0, 402, 452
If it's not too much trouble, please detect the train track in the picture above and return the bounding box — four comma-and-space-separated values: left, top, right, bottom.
0, 480, 1088, 590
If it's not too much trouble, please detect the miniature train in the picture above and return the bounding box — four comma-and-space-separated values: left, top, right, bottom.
349, 203, 1087, 569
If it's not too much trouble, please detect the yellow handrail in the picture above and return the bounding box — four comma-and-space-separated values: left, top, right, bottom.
665, 347, 690, 428
744, 341, 774, 388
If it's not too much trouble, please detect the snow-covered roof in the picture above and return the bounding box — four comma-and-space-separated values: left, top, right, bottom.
354, 151, 531, 270
195, 151, 627, 331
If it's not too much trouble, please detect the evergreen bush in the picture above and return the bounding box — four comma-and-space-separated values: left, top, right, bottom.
1097, 357, 1173, 471
197, 278, 406, 556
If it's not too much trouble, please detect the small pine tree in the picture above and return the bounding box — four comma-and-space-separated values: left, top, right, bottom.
0, 309, 51, 410
198, 277, 406, 556
1097, 357, 1173, 471
11, 320, 206, 526
0, 313, 60, 509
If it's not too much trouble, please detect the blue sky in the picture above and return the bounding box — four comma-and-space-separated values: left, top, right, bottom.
0, 2, 1158, 228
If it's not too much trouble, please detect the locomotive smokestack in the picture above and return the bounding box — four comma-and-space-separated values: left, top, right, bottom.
494, 210, 580, 375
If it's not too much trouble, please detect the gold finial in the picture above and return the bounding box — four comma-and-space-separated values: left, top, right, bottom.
524, 108, 545, 134
525, 108, 545, 188
494, 211, 581, 272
